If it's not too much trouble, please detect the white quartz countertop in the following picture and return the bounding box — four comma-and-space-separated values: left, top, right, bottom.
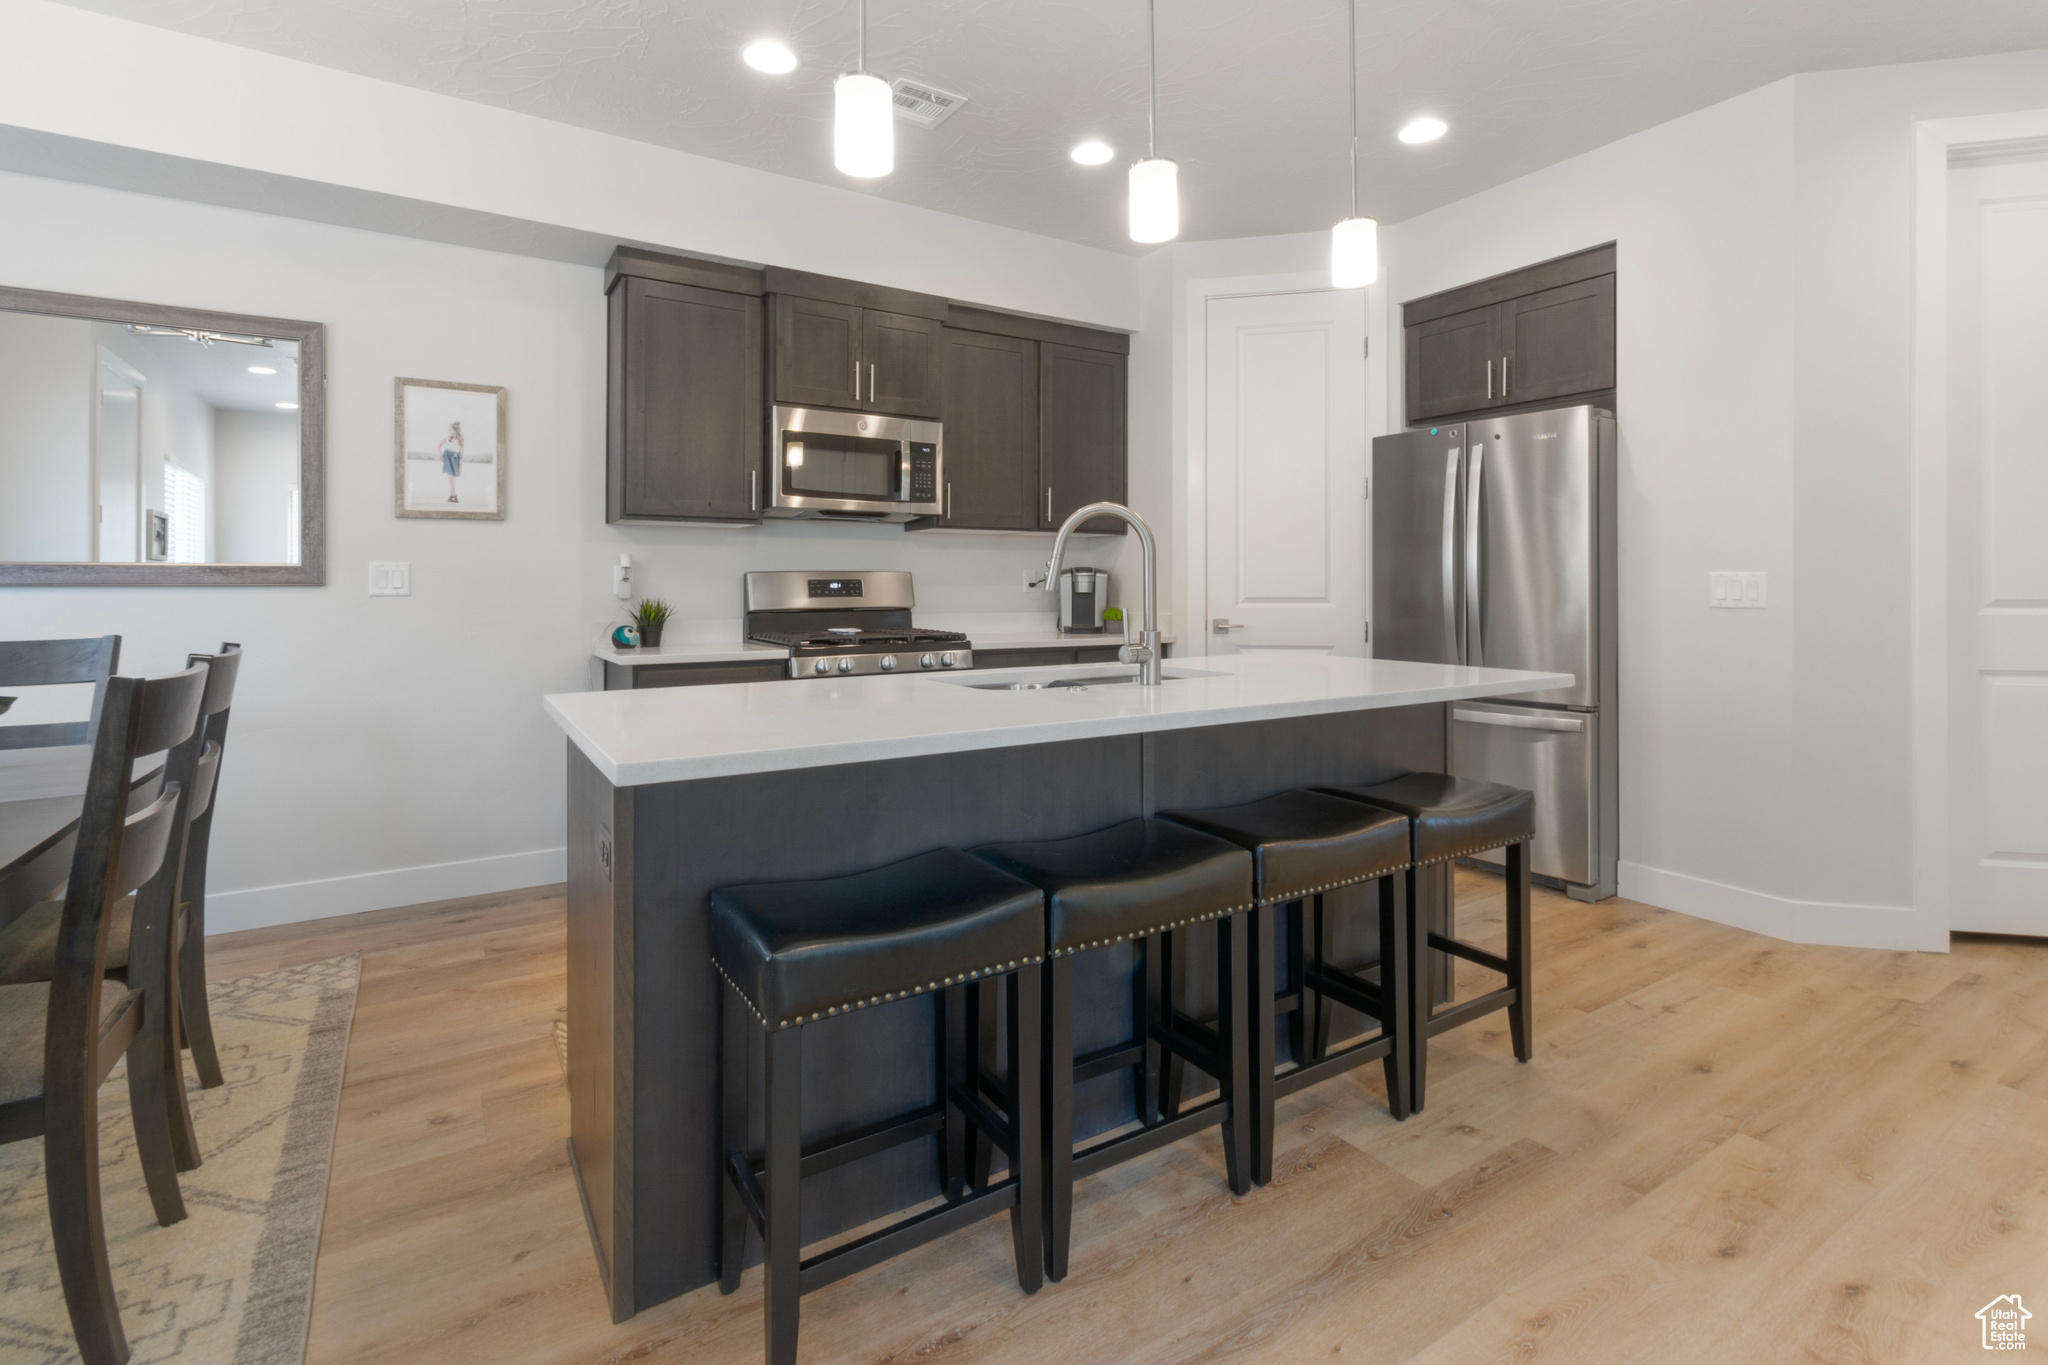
594, 626, 1171, 668
546, 654, 1573, 787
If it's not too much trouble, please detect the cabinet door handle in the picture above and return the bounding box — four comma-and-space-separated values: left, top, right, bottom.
868, 362, 875, 403
1486, 358, 1493, 400
853, 359, 858, 397
1502, 355, 1510, 396
946, 481, 953, 519
1046, 487, 1053, 523
750, 468, 759, 512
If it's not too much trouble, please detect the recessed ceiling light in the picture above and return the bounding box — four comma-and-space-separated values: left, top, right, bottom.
275, 401, 299, 410
742, 39, 797, 74
248, 365, 276, 374
1070, 140, 1114, 166
1399, 117, 1448, 145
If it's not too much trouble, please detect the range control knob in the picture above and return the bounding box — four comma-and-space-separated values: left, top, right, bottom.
879, 655, 897, 672
919, 653, 936, 669
812, 659, 831, 675
939, 652, 958, 668
837, 657, 855, 674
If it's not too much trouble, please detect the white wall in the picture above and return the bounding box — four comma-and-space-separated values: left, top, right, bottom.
0, 309, 91, 561
0, 165, 1135, 933
214, 408, 299, 564
1141, 49, 2048, 950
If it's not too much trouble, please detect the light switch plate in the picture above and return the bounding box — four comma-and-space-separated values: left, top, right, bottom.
369, 561, 411, 596
1708, 571, 1766, 609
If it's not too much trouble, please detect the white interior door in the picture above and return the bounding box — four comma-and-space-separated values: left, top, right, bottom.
94, 349, 142, 564
1203, 290, 1366, 654
1949, 156, 2048, 933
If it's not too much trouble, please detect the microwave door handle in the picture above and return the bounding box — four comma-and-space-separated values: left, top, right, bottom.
1465, 444, 1485, 668
1441, 447, 1460, 665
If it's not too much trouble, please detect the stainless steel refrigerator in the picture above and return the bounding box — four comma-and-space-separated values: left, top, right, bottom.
1372, 404, 1618, 900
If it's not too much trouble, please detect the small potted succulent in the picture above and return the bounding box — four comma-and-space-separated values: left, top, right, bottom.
631, 597, 672, 649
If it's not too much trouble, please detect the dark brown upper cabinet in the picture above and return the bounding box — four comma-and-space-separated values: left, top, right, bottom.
933, 328, 1040, 530
764, 268, 947, 419
608, 274, 763, 524
1408, 304, 1498, 421
860, 309, 944, 418
1403, 243, 1615, 424
1040, 342, 1127, 535
769, 295, 861, 410
1502, 275, 1615, 405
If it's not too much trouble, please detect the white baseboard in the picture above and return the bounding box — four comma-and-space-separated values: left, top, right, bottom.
1617, 861, 1947, 953
204, 846, 568, 935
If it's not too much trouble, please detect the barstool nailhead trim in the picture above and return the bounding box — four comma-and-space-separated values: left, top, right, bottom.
1050, 900, 1259, 957
1412, 831, 1538, 869
1254, 863, 1413, 907
715, 955, 1046, 1031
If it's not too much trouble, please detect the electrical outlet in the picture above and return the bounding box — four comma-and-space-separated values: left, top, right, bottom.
369, 561, 410, 596
1023, 566, 1046, 592
1708, 571, 1766, 609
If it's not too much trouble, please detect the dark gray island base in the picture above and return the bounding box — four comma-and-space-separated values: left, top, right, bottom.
563, 704, 1456, 1322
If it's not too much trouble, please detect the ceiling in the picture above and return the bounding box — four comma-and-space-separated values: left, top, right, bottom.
118, 328, 300, 412
51, 0, 2048, 254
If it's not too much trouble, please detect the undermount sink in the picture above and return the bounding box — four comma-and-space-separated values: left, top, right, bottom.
956, 668, 1216, 692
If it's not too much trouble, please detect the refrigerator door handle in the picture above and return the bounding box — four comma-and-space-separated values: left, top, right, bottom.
1441, 448, 1461, 663
1465, 444, 1485, 667
1452, 707, 1585, 732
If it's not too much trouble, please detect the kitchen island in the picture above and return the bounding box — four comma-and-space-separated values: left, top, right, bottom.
545, 652, 1571, 1320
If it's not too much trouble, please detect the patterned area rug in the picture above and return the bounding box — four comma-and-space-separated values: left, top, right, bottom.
0, 954, 361, 1364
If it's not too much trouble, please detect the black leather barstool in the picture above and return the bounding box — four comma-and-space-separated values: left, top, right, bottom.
711, 847, 1047, 1365
1316, 773, 1536, 1113
1157, 790, 1415, 1185
969, 818, 1255, 1282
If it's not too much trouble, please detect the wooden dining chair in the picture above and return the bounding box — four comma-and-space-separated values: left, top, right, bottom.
0, 637, 122, 933
0, 643, 240, 1107
169, 642, 240, 1091
0, 660, 207, 1365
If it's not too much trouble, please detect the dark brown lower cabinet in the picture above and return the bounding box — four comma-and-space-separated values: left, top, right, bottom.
608, 278, 762, 523
1040, 342, 1128, 535
603, 660, 788, 689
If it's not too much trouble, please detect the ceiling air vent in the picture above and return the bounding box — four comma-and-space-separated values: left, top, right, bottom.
890, 78, 967, 129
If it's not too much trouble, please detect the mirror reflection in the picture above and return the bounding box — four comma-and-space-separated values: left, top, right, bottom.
0, 308, 302, 565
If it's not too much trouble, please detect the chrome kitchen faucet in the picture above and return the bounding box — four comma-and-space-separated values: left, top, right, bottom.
1044, 502, 1162, 685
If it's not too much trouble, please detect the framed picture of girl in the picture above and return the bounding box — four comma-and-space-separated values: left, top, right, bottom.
395, 378, 506, 520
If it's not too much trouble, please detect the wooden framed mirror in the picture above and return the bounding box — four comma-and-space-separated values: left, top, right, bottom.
0, 285, 325, 586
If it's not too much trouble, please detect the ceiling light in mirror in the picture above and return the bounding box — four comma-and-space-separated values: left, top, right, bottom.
1070, 140, 1113, 166
276, 401, 299, 410
742, 40, 797, 74
1398, 117, 1447, 144
248, 365, 276, 374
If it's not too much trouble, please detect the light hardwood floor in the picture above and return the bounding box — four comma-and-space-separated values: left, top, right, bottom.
207, 873, 2048, 1364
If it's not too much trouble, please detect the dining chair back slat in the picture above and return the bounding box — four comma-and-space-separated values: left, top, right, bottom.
0, 636, 120, 751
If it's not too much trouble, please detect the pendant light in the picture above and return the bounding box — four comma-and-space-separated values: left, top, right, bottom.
1330, 0, 1378, 287
834, 0, 893, 178
1128, 0, 1178, 243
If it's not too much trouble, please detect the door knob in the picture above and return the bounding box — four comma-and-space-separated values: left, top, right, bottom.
1213, 619, 1246, 634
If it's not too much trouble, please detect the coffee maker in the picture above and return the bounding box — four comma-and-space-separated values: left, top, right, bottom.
1058, 568, 1109, 634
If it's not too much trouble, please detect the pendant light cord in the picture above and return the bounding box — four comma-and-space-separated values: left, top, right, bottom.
859, 0, 867, 74
1347, 0, 1358, 219
1148, 0, 1158, 160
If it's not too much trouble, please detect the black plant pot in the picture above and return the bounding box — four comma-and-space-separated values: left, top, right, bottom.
637, 623, 665, 648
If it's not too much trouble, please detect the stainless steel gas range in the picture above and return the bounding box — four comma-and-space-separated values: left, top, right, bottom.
743, 571, 974, 680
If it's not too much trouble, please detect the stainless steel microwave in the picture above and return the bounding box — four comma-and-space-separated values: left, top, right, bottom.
762, 406, 943, 521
